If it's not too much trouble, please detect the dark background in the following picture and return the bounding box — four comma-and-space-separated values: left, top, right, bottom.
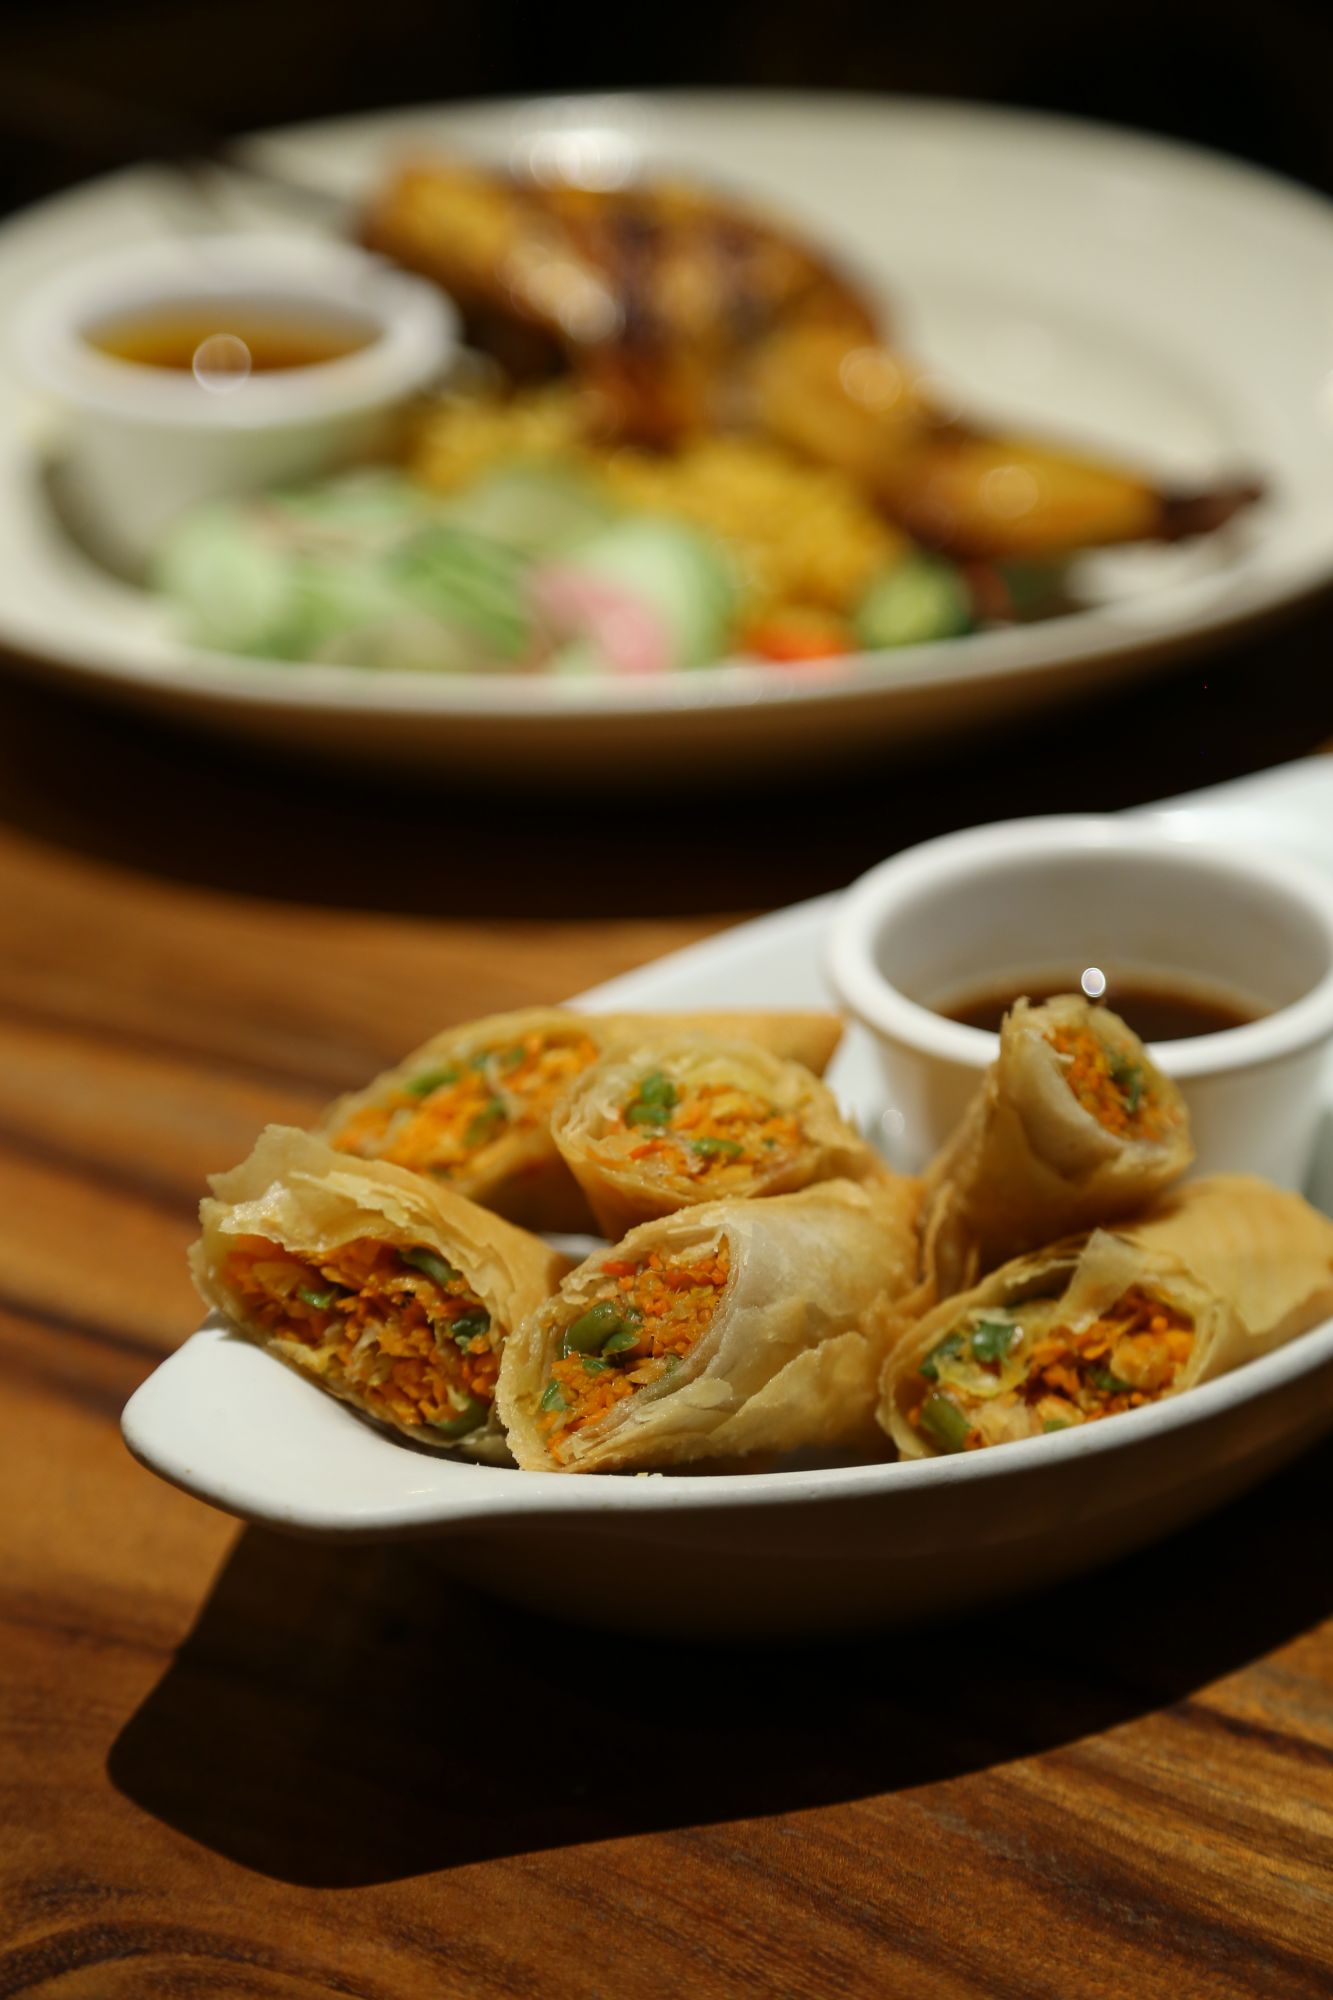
2, 0, 1333, 213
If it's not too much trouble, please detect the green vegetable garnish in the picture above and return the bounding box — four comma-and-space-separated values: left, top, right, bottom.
1090, 1367, 1134, 1395
498, 1044, 527, 1071
1109, 1056, 1145, 1115
297, 1286, 338, 1311
625, 1069, 679, 1129
919, 1391, 973, 1453
688, 1137, 744, 1160
448, 1308, 491, 1348
919, 1331, 963, 1383
561, 1300, 642, 1357
401, 1247, 460, 1290
970, 1318, 1020, 1365
539, 1380, 568, 1415
429, 1395, 489, 1439
404, 1066, 460, 1097
602, 1328, 642, 1355
581, 1356, 610, 1375
1042, 1417, 1071, 1433
465, 1098, 508, 1147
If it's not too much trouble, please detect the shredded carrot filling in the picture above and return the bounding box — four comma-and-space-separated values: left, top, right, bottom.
329, 1030, 600, 1179
593, 1070, 803, 1190
906, 1284, 1195, 1452
538, 1242, 731, 1461
221, 1233, 499, 1436
1046, 1025, 1174, 1140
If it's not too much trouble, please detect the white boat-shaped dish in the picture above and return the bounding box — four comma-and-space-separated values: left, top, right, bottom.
4, 92, 1333, 777
122, 760, 1333, 1636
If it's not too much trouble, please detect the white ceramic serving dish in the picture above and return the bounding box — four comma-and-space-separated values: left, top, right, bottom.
826, 814, 1333, 1182
3, 92, 1333, 774
122, 759, 1333, 1639
15, 234, 456, 574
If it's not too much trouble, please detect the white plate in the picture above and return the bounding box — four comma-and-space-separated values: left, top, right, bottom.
123, 759, 1333, 1637
3, 92, 1333, 776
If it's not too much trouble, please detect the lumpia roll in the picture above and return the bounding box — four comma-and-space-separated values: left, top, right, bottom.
550, 1034, 877, 1237
190, 1125, 571, 1453
923, 995, 1192, 1294
880, 1174, 1333, 1458
497, 1176, 922, 1472
319, 1006, 843, 1231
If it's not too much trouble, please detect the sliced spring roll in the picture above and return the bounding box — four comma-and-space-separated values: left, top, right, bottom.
497, 1176, 922, 1472
923, 994, 1192, 1295
550, 1034, 878, 1237
880, 1174, 1333, 1458
318, 1006, 843, 1232
190, 1125, 571, 1453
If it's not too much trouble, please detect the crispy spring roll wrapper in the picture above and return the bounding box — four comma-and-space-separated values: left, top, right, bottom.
189, 1125, 571, 1456
498, 1175, 922, 1472
317, 1006, 843, 1232
880, 1174, 1333, 1459
922, 994, 1193, 1297
550, 1034, 879, 1237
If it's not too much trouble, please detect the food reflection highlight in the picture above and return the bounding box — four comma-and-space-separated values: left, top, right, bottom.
188, 993, 1333, 1473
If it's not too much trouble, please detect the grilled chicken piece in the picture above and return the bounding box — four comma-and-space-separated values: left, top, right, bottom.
362, 159, 879, 444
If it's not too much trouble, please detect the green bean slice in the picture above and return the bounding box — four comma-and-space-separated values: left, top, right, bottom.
919, 1391, 973, 1454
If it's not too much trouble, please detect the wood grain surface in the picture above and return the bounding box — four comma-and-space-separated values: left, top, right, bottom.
1, 606, 1332, 2000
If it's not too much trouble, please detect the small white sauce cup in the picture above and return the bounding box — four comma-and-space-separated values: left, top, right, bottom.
827, 815, 1333, 1186
16, 232, 457, 575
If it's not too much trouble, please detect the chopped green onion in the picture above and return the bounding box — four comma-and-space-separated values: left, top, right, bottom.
625, 1069, 678, 1128
1091, 1367, 1133, 1395
919, 1391, 973, 1454
1042, 1418, 1071, 1433
562, 1299, 641, 1357
688, 1137, 744, 1160
970, 1318, 1020, 1365
401, 1247, 460, 1289
404, 1066, 460, 1097
448, 1308, 491, 1348
582, 1356, 610, 1375
465, 1099, 508, 1147
539, 1380, 568, 1415
429, 1395, 489, 1439
297, 1286, 338, 1311
601, 1327, 641, 1356
919, 1331, 963, 1383
1109, 1056, 1145, 1115
498, 1044, 527, 1070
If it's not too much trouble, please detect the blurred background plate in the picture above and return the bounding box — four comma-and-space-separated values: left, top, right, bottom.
2, 90, 1333, 775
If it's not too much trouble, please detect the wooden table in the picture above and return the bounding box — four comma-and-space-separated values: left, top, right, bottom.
2, 605, 1332, 1999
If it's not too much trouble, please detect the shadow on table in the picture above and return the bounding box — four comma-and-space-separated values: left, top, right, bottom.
108, 1437, 1333, 1887
0, 605, 1329, 921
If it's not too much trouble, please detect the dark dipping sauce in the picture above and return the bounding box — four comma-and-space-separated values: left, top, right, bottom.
85, 302, 376, 373
940, 974, 1269, 1043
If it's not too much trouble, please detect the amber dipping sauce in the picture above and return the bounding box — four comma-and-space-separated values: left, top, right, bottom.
940, 973, 1269, 1042
85, 302, 376, 373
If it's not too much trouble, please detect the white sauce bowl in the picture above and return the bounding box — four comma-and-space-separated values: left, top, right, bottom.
827, 815, 1333, 1186
16, 232, 457, 575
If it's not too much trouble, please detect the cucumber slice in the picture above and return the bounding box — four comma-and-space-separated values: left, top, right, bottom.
389, 524, 534, 661
855, 555, 973, 649
152, 504, 302, 658
441, 464, 615, 557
